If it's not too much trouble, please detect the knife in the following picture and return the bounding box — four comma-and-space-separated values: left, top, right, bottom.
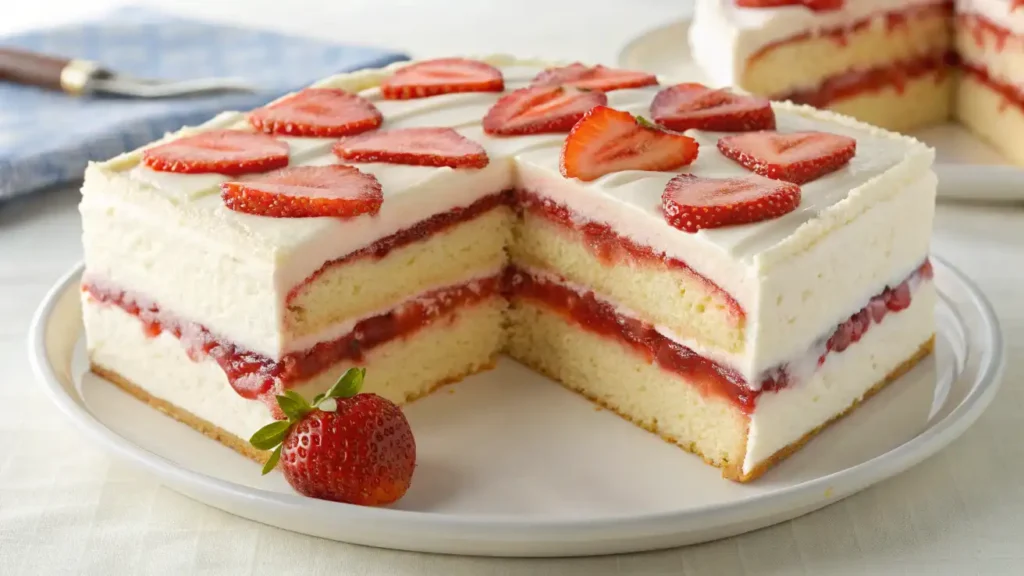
0, 46, 258, 98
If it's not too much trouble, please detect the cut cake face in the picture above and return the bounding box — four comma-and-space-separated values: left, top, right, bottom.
689, 0, 1024, 164
79, 56, 936, 482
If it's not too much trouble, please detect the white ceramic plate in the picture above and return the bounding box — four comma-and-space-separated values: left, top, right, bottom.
30, 257, 1002, 557
618, 19, 1024, 203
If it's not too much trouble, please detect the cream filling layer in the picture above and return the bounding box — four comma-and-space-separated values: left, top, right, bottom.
743, 279, 936, 474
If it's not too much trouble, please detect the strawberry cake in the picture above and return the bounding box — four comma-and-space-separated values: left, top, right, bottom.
690, 0, 1024, 164
79, 55, 937, 484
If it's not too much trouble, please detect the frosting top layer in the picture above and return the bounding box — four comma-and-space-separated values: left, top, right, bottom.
89, 56, 932, 306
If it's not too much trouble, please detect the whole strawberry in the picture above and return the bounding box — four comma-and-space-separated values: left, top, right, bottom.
249, 368, 416, 506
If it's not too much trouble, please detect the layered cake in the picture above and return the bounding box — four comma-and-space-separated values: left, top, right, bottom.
690, 0, 1024, 164
957, 0, 1024, 164
80, 55, 937, 482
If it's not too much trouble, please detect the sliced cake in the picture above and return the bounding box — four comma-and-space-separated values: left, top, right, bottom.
80, 56, 936, 485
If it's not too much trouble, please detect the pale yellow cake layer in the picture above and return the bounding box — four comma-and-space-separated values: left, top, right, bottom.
85, 294, 507, 444
826, 71, 954, 133
957, 15, 1024, 89
288, 298, 507, 406
957, 74, 1024, 165
511, 211, 744, 354
287, 206, 513, 340
506, 299, 748, 468
742, 8, 951, 97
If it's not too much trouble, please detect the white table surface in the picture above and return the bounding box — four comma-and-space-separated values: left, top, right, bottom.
3, 1, 1024, 574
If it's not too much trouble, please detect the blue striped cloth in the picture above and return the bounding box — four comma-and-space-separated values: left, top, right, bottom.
0, 8, 408, 200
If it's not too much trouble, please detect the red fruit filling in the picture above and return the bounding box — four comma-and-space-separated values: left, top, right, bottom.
516, 190, 744, 323
288, 192, 511, 304
957, 15, 1024, 113
777, 54, 954, 109
961, 63, 1024, 113
959, 13, 1019, 53
513, 260, 932, 411
748, 3, 953, 62
83, 276, 501, 403
761, 260, 933, 391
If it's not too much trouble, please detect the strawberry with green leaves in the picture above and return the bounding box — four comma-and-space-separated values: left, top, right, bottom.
250, 368, 416, 506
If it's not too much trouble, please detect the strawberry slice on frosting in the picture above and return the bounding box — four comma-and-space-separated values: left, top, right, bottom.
220, 165, 383, 219
333, 127, 489, 169
248, 88, 383, 138
381, 58, 504, 100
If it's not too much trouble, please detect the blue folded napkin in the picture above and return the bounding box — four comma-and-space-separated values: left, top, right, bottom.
0, 8, 408, 200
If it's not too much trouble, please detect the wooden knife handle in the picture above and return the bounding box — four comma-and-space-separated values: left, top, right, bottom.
0, 47, 72, 92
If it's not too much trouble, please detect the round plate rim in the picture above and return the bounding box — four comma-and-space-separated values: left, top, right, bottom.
616, 17, 1024, 201
29, 255, 1004, 551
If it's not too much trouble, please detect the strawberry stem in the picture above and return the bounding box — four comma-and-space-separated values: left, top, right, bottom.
248, 366, 368, 474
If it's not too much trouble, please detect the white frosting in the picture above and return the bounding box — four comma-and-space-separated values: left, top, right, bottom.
958, 0, 1024, 35
690, 0, 949, 87
81, 56, 934, 374
745, 277, 935, 473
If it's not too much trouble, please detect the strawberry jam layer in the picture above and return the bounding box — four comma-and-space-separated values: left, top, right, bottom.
84, 276, 501, 402
515, 190, 744, 321
778, 53, 954, 108
508, 260, 932, 413
958, 13, 1021, 54
749, 2, 954, 62
288, 191, 511, 302
961, 63, 1024, 113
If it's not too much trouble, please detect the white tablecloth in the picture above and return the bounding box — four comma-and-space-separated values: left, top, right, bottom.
3, 1, 1023, 574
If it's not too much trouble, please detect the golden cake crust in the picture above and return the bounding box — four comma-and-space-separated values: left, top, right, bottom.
91, 359, 499, 465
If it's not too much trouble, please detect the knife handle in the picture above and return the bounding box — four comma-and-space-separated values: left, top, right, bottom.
0, 47, 97, 95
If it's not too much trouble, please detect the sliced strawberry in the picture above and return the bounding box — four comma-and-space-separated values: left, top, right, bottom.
221, 165, 382, 219
380, 58, 503, 100
560, 106, 699, 182
651, 83, 775, 132
1014, 0, 1024, 11
717, 131, 856, 184
736, 0, 843, 11
142, 130, 289, 175
483, 85, 607, 136
661, 173, 801, 233
248, 88, 382, 138
532, 63, 658, 92
333, 127, 488, 168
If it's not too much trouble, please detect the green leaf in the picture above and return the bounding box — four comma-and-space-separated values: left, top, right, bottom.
311, 392, 326, 406
322, 367, 365, 403
276, 391, 310, 421
636, 116, 659, 130
261, 445, 282, 475
249, 420, 292, 451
